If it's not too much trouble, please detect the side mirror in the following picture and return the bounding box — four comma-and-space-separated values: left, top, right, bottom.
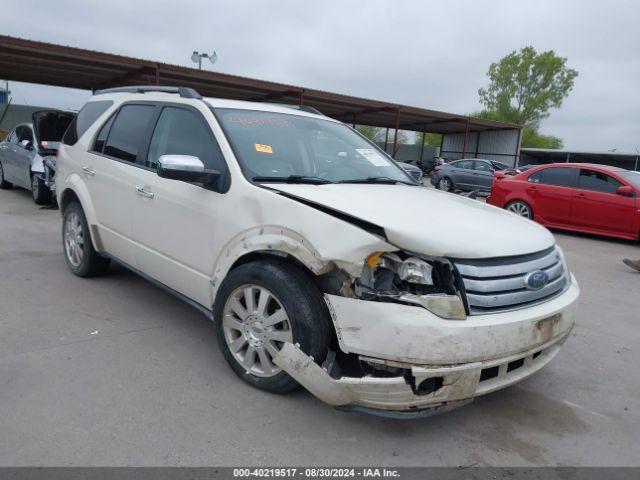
20, 139, 33, 150
157, 155, 220, 185
494, 171, 507, 180
617, 185, 634, 196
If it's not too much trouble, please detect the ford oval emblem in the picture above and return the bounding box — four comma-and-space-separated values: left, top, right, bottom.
524, 270, 549, 290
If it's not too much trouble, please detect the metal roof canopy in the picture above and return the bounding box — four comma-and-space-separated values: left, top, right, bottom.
0, 35, 521, 138
521, 148, 640, 171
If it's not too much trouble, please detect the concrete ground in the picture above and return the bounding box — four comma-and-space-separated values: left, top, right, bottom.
0, 187, 638, 467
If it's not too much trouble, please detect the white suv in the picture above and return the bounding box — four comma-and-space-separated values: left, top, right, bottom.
56, 86, 579, 417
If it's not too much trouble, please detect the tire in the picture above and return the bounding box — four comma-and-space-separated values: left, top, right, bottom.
62, 201, 110, 277
506, 200, 533, 219
0, 161, 12, 189
31, 173, 52, 205
214, 259, 332, 394
438, 176, 454, 192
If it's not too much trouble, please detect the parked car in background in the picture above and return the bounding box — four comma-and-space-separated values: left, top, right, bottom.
503, 164, 536, 176
56, 86, 578, 416
0, 110, 76, 204
397, 161, 423, 182
430, 158, 510, 192
487, 163, 640, 241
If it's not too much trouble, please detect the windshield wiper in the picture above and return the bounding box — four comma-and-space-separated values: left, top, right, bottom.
337, 176, 413, 185
252, 175, 333, 185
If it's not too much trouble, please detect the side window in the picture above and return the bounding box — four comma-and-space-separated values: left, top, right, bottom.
454, 160, 473, 169
103, 105, 156, 162
16, 126, 34, 145
92, 114, 115, 153
146, 107, 226, 171
63, 100, 113, 146
528, 167, 574, 187
473, 161, 492, 172
578, 169, 622, 193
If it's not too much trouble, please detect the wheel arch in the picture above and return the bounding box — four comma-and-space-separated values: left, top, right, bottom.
59, 180, 104, 252
505, 198, 534, 219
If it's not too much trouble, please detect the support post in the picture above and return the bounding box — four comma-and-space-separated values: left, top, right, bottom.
420, 130, 426, 162
299, 89, 304, 105
635, 156, 639, 171
155, 64, 160, 85
384, 127, 389, 153
352, 114, 356, 129
392, 108, 401, 159
461, 117, 470, 159
514, 127, 522, 167
566, 153, 570, 163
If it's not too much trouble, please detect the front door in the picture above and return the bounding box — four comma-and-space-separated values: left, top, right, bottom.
14, 125, 37, 188
131, 105, 231, 307
570, 169, 635, 235
470, 160, 494, 189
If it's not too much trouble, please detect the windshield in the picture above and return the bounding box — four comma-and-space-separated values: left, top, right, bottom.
214, 108, 414, 184
620, 171, 640, 189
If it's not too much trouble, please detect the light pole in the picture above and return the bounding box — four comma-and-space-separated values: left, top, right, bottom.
191, 51, 217, 70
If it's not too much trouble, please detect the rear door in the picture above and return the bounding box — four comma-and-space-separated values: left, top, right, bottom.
525, 167, 576, 225
130, 104, 231, 307
570, 169, 635, 235
86, 103, 158, 266
0, 129, 19, 182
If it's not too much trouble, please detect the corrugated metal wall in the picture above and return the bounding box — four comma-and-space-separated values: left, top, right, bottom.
441, 129, 521, 166
0, 103, 46, 133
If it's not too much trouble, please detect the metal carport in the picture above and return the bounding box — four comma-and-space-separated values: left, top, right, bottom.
0, 35, 521, 162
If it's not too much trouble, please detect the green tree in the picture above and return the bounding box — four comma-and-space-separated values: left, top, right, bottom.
478, 46, 578, 127
356, 125, 407, 145
413, 132, 442, 147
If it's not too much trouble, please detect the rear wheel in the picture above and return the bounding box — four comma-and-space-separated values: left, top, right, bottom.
0, 162, 12, 189
506, 200, 533, 219
214, 259, 332, 394
62, 201, 111, 277
438, 176, 453, 192
31, 173, 52, 205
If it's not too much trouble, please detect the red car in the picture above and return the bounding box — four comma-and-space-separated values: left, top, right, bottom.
487, 163, 640, 241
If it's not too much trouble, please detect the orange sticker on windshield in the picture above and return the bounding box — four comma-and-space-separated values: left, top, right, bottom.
255, 144, 273, 154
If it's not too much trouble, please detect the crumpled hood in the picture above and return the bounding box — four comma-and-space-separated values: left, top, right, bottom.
271, 184, 555, 259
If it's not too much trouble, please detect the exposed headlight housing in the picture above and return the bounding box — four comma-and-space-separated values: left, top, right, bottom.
358, 252, 467, 320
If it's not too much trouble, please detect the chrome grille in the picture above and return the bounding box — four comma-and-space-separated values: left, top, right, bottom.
454, 247, 568, 315
408, 170, 423, 182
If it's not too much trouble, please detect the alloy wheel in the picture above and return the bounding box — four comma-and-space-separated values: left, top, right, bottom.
64, 211, 85, 267
507, 202, 532, 218
439, 178, 451, 191
222, 284, 293, 378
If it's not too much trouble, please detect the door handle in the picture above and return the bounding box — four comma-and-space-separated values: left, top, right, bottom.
576, 193, 585, 198
136, 185, 155, 199
82, 166, 95, 177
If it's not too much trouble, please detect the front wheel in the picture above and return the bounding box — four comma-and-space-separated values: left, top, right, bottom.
31, 173, 52, 205
506, 200, 533, 219
214, 259, 332, 394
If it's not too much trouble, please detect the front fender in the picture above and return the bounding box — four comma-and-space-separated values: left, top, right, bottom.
210, 226, 329, 300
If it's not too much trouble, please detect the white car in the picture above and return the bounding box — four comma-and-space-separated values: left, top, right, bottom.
56, 86, 579, 417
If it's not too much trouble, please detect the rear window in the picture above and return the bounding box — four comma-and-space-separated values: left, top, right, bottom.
103, 104, 156, 162
528, 167, 574, 187
63, 100, 113, 146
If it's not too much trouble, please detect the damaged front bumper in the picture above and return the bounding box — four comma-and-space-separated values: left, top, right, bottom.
273, 274, 579, 416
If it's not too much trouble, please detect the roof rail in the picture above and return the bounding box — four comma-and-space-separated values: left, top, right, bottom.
93, 86, 202, 99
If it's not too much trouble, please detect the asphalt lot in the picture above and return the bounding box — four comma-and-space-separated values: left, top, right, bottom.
1, 186, 639, 467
